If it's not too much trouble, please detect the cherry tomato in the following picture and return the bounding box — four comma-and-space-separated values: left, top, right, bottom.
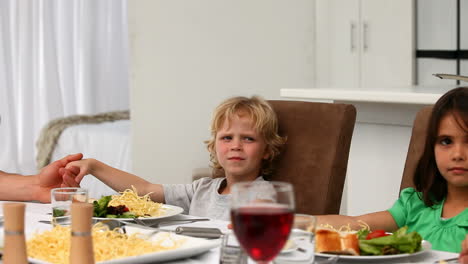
366, 230, 390, 240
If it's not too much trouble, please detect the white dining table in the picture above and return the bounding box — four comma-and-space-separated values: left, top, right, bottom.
0, 201, 459, 264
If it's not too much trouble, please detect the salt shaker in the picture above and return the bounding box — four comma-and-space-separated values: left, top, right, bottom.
3, 203, 28, 264
70, 202, 95, 264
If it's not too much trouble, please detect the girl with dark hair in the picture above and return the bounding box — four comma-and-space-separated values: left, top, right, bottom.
317, 87, 468, 253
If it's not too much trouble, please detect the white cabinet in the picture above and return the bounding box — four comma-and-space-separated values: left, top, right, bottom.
315, 0, 415, 88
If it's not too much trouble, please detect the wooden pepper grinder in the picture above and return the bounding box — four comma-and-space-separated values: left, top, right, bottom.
3, 203, 28, 264
70, 202, 95, 264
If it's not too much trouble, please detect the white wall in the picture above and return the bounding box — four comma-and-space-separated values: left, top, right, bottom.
128, 0, 316, 183
343, 103, 417, 215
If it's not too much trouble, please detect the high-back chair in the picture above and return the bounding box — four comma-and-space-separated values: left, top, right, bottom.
192, 100, 357, 215
399, 106, 433, 191
267, 100, 356, 215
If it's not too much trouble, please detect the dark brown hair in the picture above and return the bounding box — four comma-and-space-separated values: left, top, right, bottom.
413, 87, 468, 206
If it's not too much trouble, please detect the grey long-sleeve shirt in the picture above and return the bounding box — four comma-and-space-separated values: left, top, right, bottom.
163, 176, 266, 221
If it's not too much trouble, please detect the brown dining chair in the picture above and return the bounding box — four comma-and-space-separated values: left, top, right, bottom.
193, 100, 357, 215
399, 106, 433, 191
267, 100, 356, 215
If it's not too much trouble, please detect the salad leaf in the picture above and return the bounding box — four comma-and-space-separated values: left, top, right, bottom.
116, 212, 136, 218
92, 196, 136, 218
93, 195, 112, 217
359, 226, 422, 255
53, 208, 67, 217
104, 212, 136, 218
105, 214, 117, 218
357, 228, 370, 240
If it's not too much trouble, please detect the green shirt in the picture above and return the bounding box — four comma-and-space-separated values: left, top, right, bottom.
388, 187, 468, 253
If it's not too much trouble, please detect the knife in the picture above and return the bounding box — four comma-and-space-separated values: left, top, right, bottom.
174, 226, 223, 239
433, 257, 460, 264
103, 220, 223, 239
39, 219, 224, 239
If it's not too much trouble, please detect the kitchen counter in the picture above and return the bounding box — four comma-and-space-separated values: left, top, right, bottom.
280, 86, 454, 105
280, 86, 456, 126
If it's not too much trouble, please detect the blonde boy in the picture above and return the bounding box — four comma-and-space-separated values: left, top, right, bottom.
63, 96, 285, 220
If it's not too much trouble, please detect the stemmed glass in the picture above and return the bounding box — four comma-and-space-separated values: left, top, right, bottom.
230, 181, 295, 264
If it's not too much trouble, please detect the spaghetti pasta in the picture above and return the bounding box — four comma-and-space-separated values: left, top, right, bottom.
27, 223, 186, 264
318, 220, 370, 233
108, 186, 164, 217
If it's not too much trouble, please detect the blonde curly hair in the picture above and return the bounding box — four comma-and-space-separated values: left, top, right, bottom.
205, 96, 286, 178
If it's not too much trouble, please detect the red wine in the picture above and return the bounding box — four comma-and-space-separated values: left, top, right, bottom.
231, 205, 294, 262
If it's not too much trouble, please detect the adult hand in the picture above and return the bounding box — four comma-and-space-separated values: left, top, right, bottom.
35, 153, 83, 202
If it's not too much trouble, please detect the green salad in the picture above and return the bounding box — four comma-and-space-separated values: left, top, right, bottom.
93, 195, 136, 218
357, 226, 422, 255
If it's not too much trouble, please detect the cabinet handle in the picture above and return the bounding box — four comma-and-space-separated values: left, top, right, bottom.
350, 22, 356, 52
363, 22, 368, 52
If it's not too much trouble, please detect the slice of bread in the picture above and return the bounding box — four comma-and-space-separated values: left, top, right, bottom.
315, 229, 360, 256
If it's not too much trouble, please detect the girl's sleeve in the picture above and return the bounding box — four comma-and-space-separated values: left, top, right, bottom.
387, 187, 417, 228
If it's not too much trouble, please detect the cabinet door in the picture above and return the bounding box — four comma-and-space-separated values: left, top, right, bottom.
360, 0, 414, 88
315, 0, 360, 88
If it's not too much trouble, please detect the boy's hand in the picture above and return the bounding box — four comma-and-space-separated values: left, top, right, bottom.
60, 166, 81, 187
63, 159, 95, 184
35, 153, 83, 202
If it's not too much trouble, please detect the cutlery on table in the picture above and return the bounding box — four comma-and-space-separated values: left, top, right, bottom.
104, 219, 223, 239
38, 218, 70, 225
39, 218, 222, 239
134, 217, 210, 227
173, 226, 223, 239
38, 217, 209, 226
434, 257, 460, 264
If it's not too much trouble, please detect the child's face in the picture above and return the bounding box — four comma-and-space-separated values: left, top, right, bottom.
215, 113, 269, 181
434, 113, 468, 188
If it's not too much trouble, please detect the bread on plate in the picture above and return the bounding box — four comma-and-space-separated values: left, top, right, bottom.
315, 228, 360, 256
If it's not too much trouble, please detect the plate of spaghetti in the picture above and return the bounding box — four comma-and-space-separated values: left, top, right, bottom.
27, 223, 220, 264
91, 187, 184, 220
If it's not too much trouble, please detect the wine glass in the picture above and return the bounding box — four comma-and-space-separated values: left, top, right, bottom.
230, 181, 295, 264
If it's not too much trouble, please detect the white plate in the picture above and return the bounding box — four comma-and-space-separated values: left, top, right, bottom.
315, 240, 431, 260
28, 227, 220, 264
93, 204, 184, 221
280, 239, 298, 254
